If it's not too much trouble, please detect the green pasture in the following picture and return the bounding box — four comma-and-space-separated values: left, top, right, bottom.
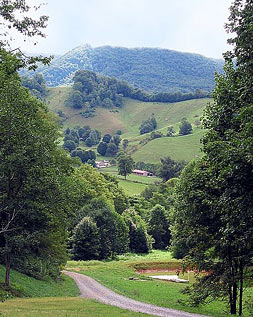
100, 166, 161, 195
132, 129, 205, 163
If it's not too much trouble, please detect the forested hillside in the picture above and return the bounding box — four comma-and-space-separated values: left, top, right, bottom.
25, 45, 224, 92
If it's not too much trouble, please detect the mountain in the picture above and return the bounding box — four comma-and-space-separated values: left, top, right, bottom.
29, 45, 224, 93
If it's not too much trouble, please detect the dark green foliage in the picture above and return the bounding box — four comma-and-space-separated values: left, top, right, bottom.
63, 126, 101, 152
71, 149, 96, 164
97, 133, 121, 157
106, 142, 118, 156
139, 117, 157, 135
63, 139, 76, 152
123, 208, 152, 254
102, 134, 112, 143
179, 118, 193, 135
150, 131, 163, 139
31, 45, 223, 93
158, 157, 186, 181
171, 1, 253, 314
65, 69, 124, 110
77, 198, 129, 259
115, 129, 122, 135
122, 139, 129, 151
71, 217, 100, 260
22, 74, 47, 99
97, 142, 108, 156
117, 155, 135, 180
167, 126, 175, 137
0, 52, 74, 285
135, 162, 158, 176
148, 204, 170, 250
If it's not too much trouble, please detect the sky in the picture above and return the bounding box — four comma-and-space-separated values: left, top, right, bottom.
14, 0, 233, 59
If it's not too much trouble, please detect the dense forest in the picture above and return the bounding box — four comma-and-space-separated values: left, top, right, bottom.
22, 45, 224, 93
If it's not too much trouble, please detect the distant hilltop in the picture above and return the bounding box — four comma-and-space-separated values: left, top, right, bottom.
24, 45, 224, 93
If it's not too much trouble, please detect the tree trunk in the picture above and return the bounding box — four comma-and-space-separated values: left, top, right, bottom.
239, 260, 243, 316
230, 283, 237, 315
5, 253, 11, 287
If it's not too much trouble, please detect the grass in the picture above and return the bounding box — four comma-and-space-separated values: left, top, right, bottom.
100, 166, 161, 195
65, 251, 244, 317
132, 129, 205, 163
45, 88, 210, 163
0, 297, 147, 316
0, 265, 80, 298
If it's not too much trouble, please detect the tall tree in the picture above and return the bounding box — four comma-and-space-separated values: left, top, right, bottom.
117, 155, 134, 180
172, 1, 253, 315
0, 52, 73, 286
0, 0, 51, 68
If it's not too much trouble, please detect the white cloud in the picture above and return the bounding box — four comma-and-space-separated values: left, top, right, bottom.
14, 0, 232, 58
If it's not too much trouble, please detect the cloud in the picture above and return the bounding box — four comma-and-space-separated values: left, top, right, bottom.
15, 0, 232, 58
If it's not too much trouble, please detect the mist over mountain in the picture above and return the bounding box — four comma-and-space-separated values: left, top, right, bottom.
29, 45, 224, 93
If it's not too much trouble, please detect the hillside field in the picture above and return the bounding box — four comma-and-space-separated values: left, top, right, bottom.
45, 88, 210, 163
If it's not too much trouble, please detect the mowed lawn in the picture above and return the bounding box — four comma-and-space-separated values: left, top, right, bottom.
0, 297, 146, 317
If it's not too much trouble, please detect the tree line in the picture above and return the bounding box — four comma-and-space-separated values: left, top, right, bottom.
65, 68, 209, 111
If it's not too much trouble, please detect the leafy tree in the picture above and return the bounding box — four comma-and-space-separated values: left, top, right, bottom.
71, 217, 100, 260
102, 134, 112, 143
97, 142, 108, 156
117, 155, 134, 180
106, 142, 118, 157
0, 52, 73, 286
123, 208, 152, 254
112, 135, 121, 146
78, 198, 128, 259
63, 139, 76, 152
158, 157, 186, 181
167, 126, 175, 137
139, 116, 157, 135
179, 118, 192, 135
0, 0, 51, 69
84, 137, 93, 147
122, 139, 129, 151
148, 204, 170, 250
172, 1, 253, 315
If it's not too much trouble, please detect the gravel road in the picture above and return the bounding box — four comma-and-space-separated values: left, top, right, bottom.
63, 270, 207, 317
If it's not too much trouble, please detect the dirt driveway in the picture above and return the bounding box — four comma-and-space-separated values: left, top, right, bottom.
63, 270, 207, 317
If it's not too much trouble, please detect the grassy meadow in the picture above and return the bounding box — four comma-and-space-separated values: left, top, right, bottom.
45, 88, 210, 164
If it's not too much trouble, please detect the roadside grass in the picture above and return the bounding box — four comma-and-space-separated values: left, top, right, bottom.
0, 264, 80, 298
65, 251, 242, 317
0, 297, 147, 316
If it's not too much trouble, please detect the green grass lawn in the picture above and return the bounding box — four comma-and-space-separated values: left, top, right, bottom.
0, 297, 147, 316
66, 251, 246, 317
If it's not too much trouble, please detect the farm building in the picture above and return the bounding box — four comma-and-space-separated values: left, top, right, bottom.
132, 169, 153, 177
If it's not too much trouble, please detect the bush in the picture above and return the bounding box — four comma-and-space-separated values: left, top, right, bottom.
71, 217, 100, 260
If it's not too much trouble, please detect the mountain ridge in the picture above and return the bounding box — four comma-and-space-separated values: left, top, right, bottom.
27, 45, 224, 93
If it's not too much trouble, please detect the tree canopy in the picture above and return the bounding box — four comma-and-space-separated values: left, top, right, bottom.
171, 1, 253, 314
